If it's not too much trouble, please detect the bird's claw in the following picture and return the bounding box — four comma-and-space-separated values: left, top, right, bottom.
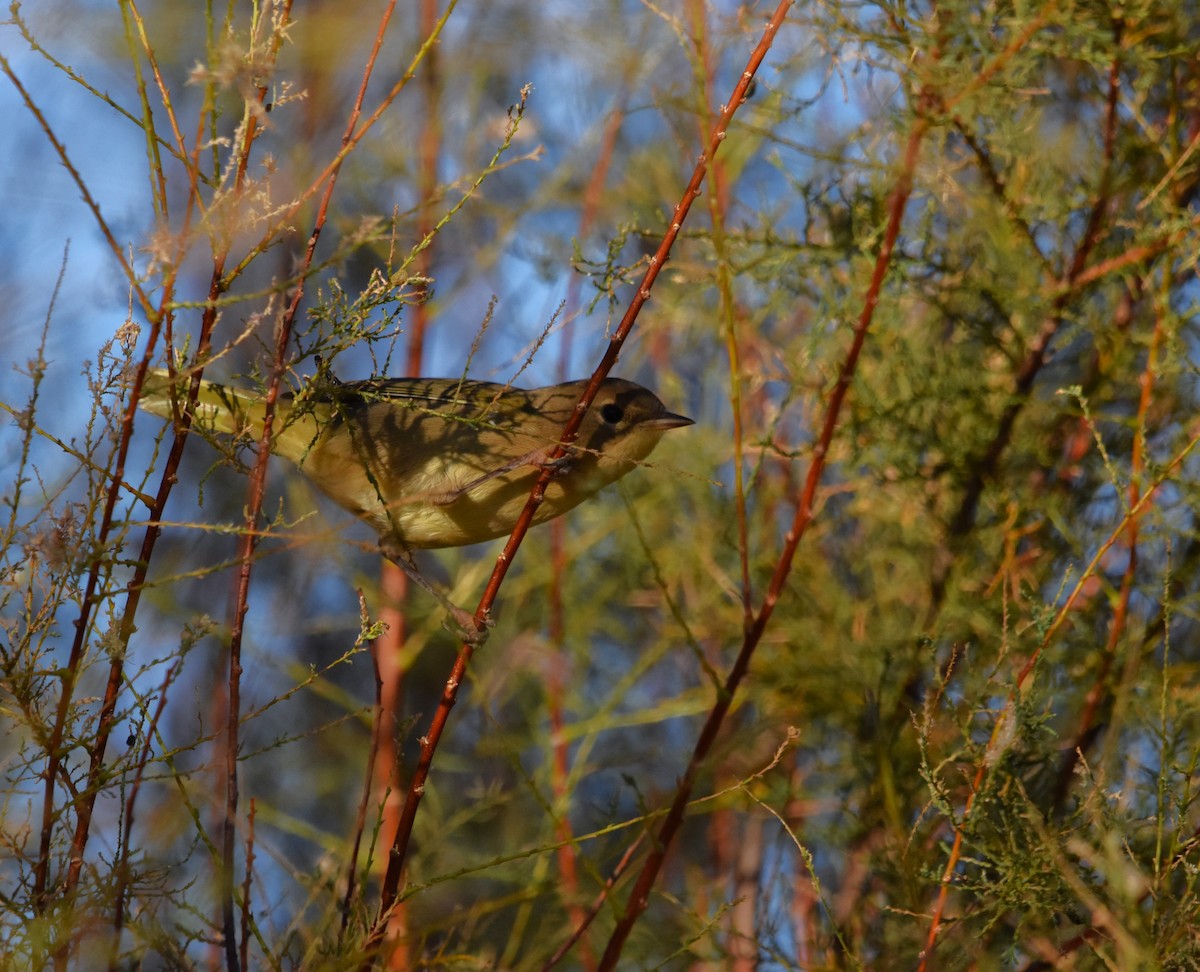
444, 606, 495, 645
380, 538, 493, 644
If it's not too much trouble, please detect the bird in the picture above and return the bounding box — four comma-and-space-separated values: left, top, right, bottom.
138, 368, 693, 636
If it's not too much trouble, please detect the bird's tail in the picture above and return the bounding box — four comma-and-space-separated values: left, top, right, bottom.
137, 368, 317, 463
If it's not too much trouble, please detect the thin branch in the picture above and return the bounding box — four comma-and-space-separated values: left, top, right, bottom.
597, 11, 920, 964
540, 834, 646, 971
341, 601, 387, 943
109, 655, 185, 967
920, 422, 1200, 969
239, 800, 257, 972
0, 57, 150, 311
544, 83, 629, 972
219, 2, 393, 965
931, 16, 1124, 612
222, 0, 459, 287
1051, 297, 1160, 812
370, 2, 441, 956
369, 1, 793, 947
921, 28, 1128, 962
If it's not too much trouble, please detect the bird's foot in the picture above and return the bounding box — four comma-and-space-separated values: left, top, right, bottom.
443, 606, 495, 646
379, 538, 493, 645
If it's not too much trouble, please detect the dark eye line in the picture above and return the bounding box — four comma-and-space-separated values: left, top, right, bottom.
599, 403, 624, 424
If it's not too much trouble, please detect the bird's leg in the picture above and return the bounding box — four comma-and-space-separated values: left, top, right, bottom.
379, 538, 494, 645
429, 446, 574, 507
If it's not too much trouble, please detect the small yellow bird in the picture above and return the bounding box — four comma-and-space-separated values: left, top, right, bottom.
138, 369, 692, 634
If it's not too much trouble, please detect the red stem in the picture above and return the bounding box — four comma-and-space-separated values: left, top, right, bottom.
218, 3, 395, 966
370, 0, 795, 941
596, 48, 923, 970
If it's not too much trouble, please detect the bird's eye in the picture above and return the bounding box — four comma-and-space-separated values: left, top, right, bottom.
599, 403, 625, 424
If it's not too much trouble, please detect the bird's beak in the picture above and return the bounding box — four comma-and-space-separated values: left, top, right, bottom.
642, 411, 694, 432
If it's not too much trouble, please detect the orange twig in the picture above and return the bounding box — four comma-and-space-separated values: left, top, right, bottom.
370, 1, 793, 943
921, 31, 1125, 963
545, 93, 628, 967
596, 18, 921, 964
220, 3, 397, 965
1051, 298, 1160, 811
